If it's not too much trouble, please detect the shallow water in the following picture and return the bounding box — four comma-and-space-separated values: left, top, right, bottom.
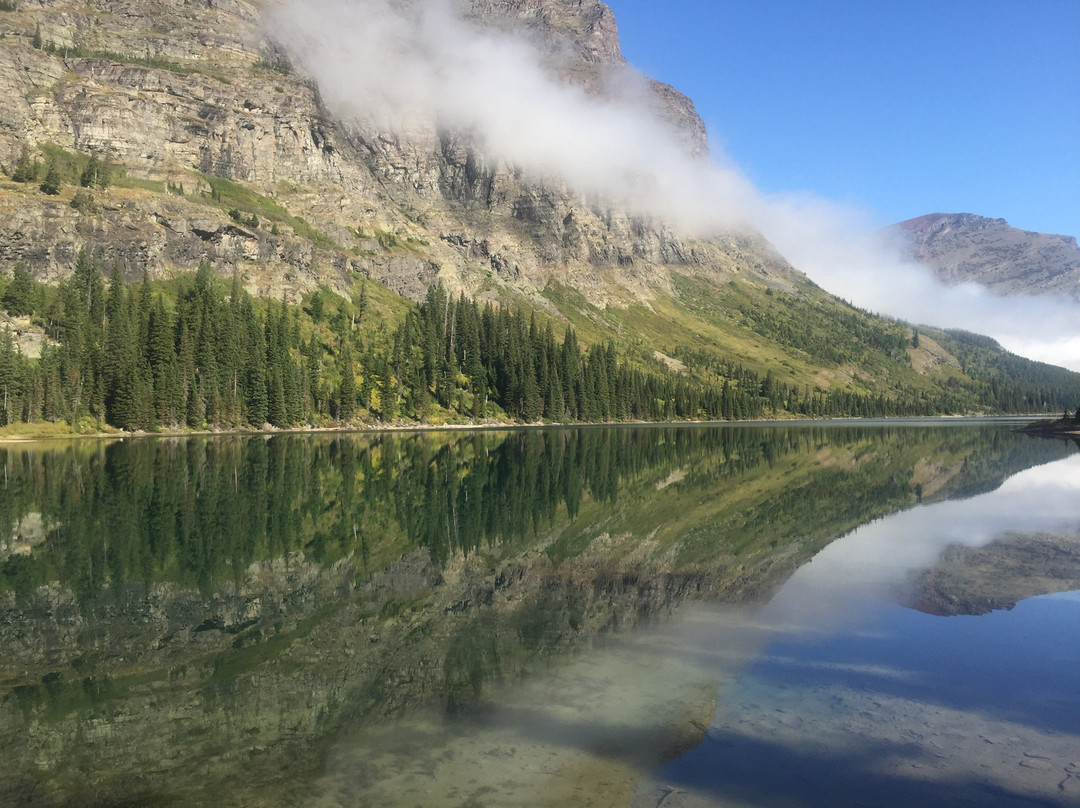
631, 450, 1080, 808
634, 591, 1080, 808
0, 422, 1077, 806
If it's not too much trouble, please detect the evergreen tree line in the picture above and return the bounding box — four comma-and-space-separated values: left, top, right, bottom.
935, 329, 1080, 414
0, 253, 312, 430
2, 253, 1079, 431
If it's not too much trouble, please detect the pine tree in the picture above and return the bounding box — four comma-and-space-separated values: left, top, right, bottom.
266, 364, 286, 426
10, 144, 38, 183
242, 298, 267, 425
302, 334, 322, 419
177, 321, 201, 427
283, 308, 303, 424
39, 161, 61, 195
1, 262, 34, 316
0, 327, 20, 426
80, 152, 110, 189
337, 338, 356, 421
217, 271, 244, 426
147, 296, 178, 426
355, 277, 368, 326
357, 345, 375, 414
103, 266, 135, 427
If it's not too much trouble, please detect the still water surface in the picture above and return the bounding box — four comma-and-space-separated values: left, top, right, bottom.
0, 422, 1077, 806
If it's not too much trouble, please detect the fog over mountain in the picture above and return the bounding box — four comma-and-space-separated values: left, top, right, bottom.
268, 0, 1080, 369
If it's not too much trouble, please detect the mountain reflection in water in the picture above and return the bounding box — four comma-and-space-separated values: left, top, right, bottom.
0, 423, 1076, 807
635, 446, 1080, 808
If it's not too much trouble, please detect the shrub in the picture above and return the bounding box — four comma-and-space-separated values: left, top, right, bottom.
70, 188, 96, 213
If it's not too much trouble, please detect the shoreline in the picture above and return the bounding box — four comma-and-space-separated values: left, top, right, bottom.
1016, 417, 1080, 440
0, 414, 1055, 445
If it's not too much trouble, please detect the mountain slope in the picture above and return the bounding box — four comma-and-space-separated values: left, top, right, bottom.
0, 0, 1078, 426
892, 213, 1080, 301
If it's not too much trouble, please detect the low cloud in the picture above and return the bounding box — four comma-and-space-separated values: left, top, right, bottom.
266, 0, 1080, 370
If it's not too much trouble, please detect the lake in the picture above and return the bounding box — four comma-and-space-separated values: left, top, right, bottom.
1, 421, 1078, 807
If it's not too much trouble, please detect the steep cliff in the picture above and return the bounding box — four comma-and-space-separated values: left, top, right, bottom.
3, 0, 1078, 420
0, 0, 768, 308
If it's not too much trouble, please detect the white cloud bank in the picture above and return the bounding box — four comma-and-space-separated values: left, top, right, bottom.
265, 0, 1080, 370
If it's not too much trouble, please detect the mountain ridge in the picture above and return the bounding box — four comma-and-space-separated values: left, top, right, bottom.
891, 212, 1080, 301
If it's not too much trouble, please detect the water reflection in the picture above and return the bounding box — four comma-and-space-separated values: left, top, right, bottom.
768, 451, 1080, 631
0, 423, 1074, 807
636, 445, 1080, 808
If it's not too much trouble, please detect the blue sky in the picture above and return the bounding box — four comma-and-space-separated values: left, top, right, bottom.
609, 0, 1079, 237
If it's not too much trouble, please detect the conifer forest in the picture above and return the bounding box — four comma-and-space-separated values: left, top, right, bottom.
1, 251, 1078, 433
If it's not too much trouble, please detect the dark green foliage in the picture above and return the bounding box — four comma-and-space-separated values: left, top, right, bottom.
0, 423, 1059, 611
935, 328, 1080, 413
0, 327, 24, 425
79, 153, 111, 189
70, 188, 96, 213
10, 144, 39, 183
39, 161, 61, 195
2, 250, 1077, 433
337, 338, 356, 420
2, 262, 35, 316
306, 290, 325, 323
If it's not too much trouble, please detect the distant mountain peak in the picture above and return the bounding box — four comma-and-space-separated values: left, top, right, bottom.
891, 213, 1080, 300
898, 212, 1009, 232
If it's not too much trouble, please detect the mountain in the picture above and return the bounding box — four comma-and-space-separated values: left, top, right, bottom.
0, 0, 734, 303
891, 213, 1080, 301
909, 531, 1080, 617
1, 0, 1079, 429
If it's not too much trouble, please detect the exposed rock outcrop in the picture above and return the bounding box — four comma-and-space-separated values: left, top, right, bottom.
0, 0, 776, 307
892, 212, 1080, 301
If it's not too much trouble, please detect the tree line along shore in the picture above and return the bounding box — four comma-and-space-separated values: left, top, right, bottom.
2, 252, 1079, 436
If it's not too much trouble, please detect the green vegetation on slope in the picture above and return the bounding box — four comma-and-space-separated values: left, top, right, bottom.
4, 246, 1080, 434
542, 272, 1080, 418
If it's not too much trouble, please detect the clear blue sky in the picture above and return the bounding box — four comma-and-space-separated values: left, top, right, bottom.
609, 0, 1079, 237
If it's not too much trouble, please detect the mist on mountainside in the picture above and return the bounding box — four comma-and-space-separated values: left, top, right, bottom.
266, 0, 1080, 369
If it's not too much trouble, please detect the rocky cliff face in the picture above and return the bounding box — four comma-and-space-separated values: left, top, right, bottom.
0, 0, 776, 305
892, 213, 1080, 301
